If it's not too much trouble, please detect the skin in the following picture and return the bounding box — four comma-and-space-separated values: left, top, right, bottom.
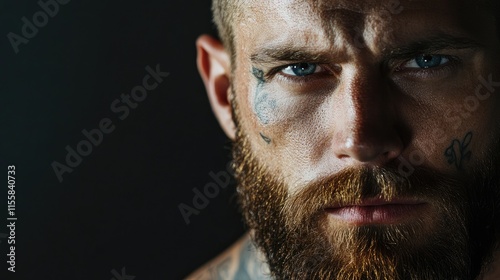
187, 235, 270, 279
192, 0, 500, 279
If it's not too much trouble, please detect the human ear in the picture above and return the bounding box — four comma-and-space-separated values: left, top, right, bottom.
196, 35, 235, 140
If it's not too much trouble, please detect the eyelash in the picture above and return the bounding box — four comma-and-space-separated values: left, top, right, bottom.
263, 55, 462, 83
266, 63, 332, 83
394, 55, 462, 77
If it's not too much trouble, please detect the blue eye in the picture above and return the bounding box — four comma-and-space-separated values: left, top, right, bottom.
282, 63, 320, 76
405, 54, 450, 69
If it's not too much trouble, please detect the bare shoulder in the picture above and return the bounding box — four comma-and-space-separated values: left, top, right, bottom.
185, 233, 271, 280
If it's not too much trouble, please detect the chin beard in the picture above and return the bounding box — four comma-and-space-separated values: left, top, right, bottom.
232, 129, 500, 280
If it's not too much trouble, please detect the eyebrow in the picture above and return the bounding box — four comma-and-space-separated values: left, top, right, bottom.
385, 34, 485, 60
250, 34, 484, 65
250, 46, 335, 65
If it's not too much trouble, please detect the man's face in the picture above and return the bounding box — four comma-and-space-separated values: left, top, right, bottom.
227, 0, 500, 279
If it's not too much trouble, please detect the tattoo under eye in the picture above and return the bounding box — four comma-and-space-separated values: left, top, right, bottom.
252, 67, 277, 125
254, 90, 277, 124
444, 132, 472, 170
252, 67, 265, 83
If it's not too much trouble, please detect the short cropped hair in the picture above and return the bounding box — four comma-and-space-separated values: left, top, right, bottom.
211, 0, 499, 57
211, 0, 244, 58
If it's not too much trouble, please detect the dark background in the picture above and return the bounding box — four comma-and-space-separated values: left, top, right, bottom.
1, 1, 245, 279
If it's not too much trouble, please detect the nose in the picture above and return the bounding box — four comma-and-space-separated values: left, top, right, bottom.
332, 65, 403, 165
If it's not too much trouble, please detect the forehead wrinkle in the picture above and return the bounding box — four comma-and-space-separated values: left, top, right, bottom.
253, 0, 369, 55
241, 1, 379, 60
362, 13, 396, 54
240, 1, 338, 58
316, 8, 368, 56
308, 0, 373, 14
301, 0, 386, 54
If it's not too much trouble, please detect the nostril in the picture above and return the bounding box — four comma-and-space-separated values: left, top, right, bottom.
336, 143, 381, 162
334, 136, 404, 164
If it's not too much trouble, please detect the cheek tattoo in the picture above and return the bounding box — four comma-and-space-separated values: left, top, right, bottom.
251, 67, 277, 125
252, 67, 265, 83
444, 132, 473, 170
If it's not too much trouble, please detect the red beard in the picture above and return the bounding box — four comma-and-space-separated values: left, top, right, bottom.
232, 129, 499, 280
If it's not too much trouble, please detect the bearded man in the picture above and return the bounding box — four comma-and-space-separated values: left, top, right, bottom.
188, 0, 500, 279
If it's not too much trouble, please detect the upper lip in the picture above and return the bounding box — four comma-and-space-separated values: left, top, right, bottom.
326, 198, 426, 209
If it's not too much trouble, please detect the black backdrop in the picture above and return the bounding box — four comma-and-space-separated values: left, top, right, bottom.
1, 1, 245, 279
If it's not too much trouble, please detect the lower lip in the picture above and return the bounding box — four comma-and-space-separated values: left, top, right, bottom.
326, 204, 427, 225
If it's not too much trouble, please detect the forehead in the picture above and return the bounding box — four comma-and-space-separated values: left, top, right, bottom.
239, 0, 482, 28
234, 0, 493, 58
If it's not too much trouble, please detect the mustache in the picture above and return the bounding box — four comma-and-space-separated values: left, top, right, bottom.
283, 165, 460, 229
